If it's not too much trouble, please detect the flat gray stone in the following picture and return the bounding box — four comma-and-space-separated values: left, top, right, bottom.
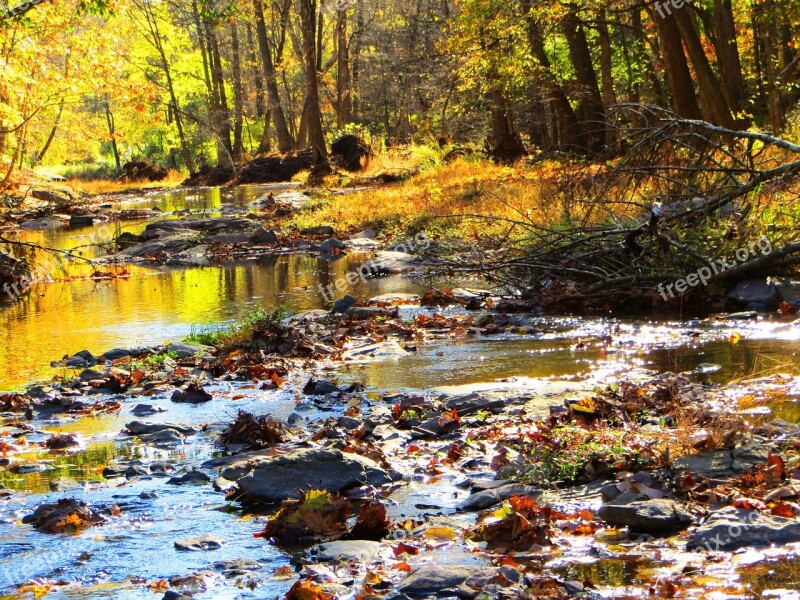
126, 421, 198, 436
397, 565, 488, 596
598, 498, 692, 534
316, 540, 382, 562
687, 506, 800, 551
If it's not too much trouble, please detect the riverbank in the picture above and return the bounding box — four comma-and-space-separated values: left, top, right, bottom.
1, 301, 800, 599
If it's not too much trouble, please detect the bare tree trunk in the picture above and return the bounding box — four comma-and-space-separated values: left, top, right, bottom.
562, 10, 607, 153
230, 21, 245, 160
253, 0, 293, 152
336, 9, 352, 128
712, 0, 747, 115
650, 7, 703, 119
299, 0, 327, 160
105, 100, 121, 171
672, 5, 736, 128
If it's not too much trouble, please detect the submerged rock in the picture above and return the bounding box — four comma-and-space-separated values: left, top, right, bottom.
458, 483, 541, 511
126, 420, 198, 436
23, 498, 104, 533
174, 534, 224, 551
171, 382, 213, 403
235, 448, 395, 504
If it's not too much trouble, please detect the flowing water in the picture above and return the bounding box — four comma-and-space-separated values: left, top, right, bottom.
1, 184, 799, 598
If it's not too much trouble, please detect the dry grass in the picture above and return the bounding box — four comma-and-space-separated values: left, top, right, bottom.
292, 156, 607, 240
67, 169, 185, 196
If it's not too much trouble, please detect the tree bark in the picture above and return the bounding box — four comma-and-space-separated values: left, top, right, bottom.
253, 0, 293, 152
650, 7, 702, 119
336, 9, 352, 128
230, 21, 245, 160
561, 10, 607, 153
672, 5, 736, 128
712, 0, 747, 115
298, 0, 327, 160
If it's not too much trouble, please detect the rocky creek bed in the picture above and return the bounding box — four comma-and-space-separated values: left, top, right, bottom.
1, 299, 800, 599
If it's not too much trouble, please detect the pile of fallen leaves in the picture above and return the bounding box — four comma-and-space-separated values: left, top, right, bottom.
23, 498, 105, 533
0, 393, 32, 413
220, 411, 285, 448
254, 490, 391, 545
468, 496, 555, 551
255, 490, 352, 544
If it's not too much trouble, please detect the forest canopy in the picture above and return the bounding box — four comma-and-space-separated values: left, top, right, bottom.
1, 0, 799, 181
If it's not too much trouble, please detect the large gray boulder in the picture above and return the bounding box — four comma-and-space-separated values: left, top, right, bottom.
687, 507, 800, 551
236, 448, 395, 504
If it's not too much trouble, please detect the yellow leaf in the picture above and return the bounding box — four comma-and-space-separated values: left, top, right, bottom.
423, 526, 457, 540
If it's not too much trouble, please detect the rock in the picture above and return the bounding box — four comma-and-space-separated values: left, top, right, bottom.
103, 465, 127, 478
20, 216, 66, 229
171, 383, 213, 403
337, 416, 362, 431
351, 229, 377, 239
773, 277, 800, 307
318, 238, 346, 254
32, 189, 71, 204
75, 350, 95, 360
366, 293, 421, 306
23, 498, 104, 533
598, 498, 692, 534
167, 470, 211, 485
687, 506, 800, 551
300, 225, 334, 236
214, 558, 262, 578
125, 465, 151, 478
331, 295, 358, 314
251, 227, 278, 245
397, 565, 485, 596
315, 540, 382, 562
139, 429, 185, 445
102, 348, 132, 360
165, 342, 210, 358
126, 421, 198, 436
303, 379, 340, 396
719, 311, 758, 320
69, 215, 94, 227
236, 448, 395, 504
458, 484, 542, 511
344, 306, 398, 321
49, 477, 82, 492
341, 341, 408, 360
120, 160, 167, 182
671, 444, 772, 479
131, 404, 166, 416
728, 279, 778, 307
331, 134, 372, 171
368, 250, 424, 274
174, 534, 224, 551
446, 392, 506, 416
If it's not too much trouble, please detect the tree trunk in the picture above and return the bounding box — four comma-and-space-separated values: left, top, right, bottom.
336, 9, 352, 128
298, 0, 327, 160
561, 10, 607, 153
230, 21, 245, 160
253, 0, 293, 152
104, 100, 121, 171
489, 89, 525, 162
521, 1, 580, 151
596, 11, 617, 147
712, 0, 747, 116
650, 7, 702, 119
672, 5, 736, 128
